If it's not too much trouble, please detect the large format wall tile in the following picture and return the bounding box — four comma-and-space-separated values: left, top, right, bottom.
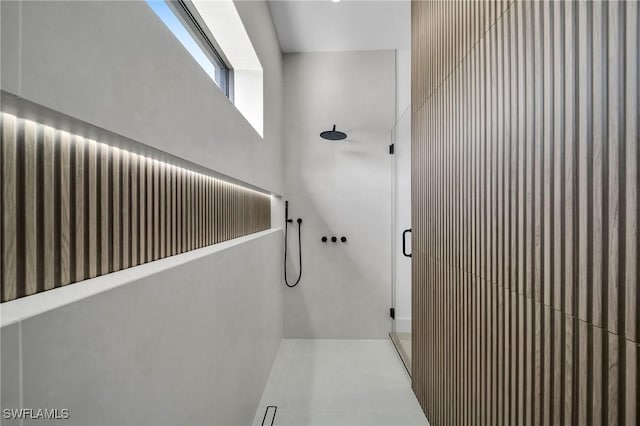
282, 51, 395, 339
2, 230, 282, 426
0, 322, 21, 426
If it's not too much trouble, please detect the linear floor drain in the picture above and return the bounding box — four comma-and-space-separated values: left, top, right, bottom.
261, 405, 277, 426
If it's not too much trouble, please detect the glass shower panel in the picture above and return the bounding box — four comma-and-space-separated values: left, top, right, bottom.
390, 107, 412, 373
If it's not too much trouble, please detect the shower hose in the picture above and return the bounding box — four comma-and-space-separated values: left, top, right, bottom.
284, 218, 303, 287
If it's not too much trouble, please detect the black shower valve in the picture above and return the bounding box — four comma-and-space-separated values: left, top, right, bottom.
321, 236, 345, 243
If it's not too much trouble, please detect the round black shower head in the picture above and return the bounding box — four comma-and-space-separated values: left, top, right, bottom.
320, 125, 347, 141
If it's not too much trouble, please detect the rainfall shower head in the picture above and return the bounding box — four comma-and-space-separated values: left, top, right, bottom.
320, 125, 347, 141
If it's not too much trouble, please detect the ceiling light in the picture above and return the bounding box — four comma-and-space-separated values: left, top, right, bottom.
331, 0, 341, 3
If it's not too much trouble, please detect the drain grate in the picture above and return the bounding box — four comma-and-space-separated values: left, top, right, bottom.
261, 405, 277, 426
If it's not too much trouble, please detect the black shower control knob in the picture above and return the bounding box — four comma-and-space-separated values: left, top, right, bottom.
341, 236, 347, 243
321, 236, 327, 242
331, 236, 337, 243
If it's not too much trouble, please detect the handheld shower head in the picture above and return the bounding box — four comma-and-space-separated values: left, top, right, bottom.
284, 202, 303, 288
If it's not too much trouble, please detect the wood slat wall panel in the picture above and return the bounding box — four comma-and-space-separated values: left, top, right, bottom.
411, 1, 640, 424
0, 113, 270, 302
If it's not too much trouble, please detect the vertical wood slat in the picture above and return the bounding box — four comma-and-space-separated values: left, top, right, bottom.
24, 120, 38, 295
201, 175, 205, 246
177, 168, 181, 252
198, 174, 202, 247
1, 113, 17, 301
139, 155, 146, 264
552, 0, 565, 314
170, 166, 175, 255
564, 0, 577, 318
122, 151, 130, 269
192, 172, 196, 249
74, 135, 85, 282
1, 113, 270, 302
43, 125, 55, 290
169, 165, 173, 255
146, 157, 153, 262
131, 153, 139, 267
172, 167, 178, 249
625, 0, 639, 347
168, 163, 172, 254
87, 139, 98, 279
194, 173, 198, 248
100, 143, 109, 275
181, 169, 186, 251
591, 0, 606, 330
214, 179, 219, 243
577, 0, 592, 325
411, 1, 639, 424
187, 171, 192, 251
113, 148, 121, 272
59, 131, 71, 286
149, 159, 155, 258
160, 161, 165, 259
606, 0, 622, 338
192, 172, 197, 249
205, 176, 210, 245
152, 159, 158, 261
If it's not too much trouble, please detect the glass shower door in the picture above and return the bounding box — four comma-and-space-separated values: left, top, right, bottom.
390, 107, 412, 373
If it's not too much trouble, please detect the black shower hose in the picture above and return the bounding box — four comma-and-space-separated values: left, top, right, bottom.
284, 218, 302, 288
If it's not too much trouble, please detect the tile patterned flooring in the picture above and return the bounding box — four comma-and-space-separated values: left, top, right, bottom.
252, 339, 429, 426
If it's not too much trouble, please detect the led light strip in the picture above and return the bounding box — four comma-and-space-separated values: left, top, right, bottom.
1, 112, 271, 302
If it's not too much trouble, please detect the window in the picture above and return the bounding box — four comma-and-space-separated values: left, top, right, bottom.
147, 0, 231, 97
148, 0, 264, 137
190, 0, 264, 137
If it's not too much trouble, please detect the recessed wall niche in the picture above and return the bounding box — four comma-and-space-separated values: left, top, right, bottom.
1, 112, 271, 302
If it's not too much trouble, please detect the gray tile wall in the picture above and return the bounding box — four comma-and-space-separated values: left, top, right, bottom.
282, 51, 396, 339
0, 230, 283, 426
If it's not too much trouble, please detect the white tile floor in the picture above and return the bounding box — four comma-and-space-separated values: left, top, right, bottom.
252, 339, 429, 426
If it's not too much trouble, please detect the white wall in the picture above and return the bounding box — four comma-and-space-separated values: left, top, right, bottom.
393, 49, 412, 333
282, 51, 395, 339
0, 1, 285, 424
0, 0, 283, 194
395, 49, 411, 120
1, 231, 282, 426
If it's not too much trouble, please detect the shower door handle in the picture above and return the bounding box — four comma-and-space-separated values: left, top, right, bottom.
402, 229, 412, 258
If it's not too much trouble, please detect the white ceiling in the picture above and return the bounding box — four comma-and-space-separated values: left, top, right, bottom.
267, 0, 411, 53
